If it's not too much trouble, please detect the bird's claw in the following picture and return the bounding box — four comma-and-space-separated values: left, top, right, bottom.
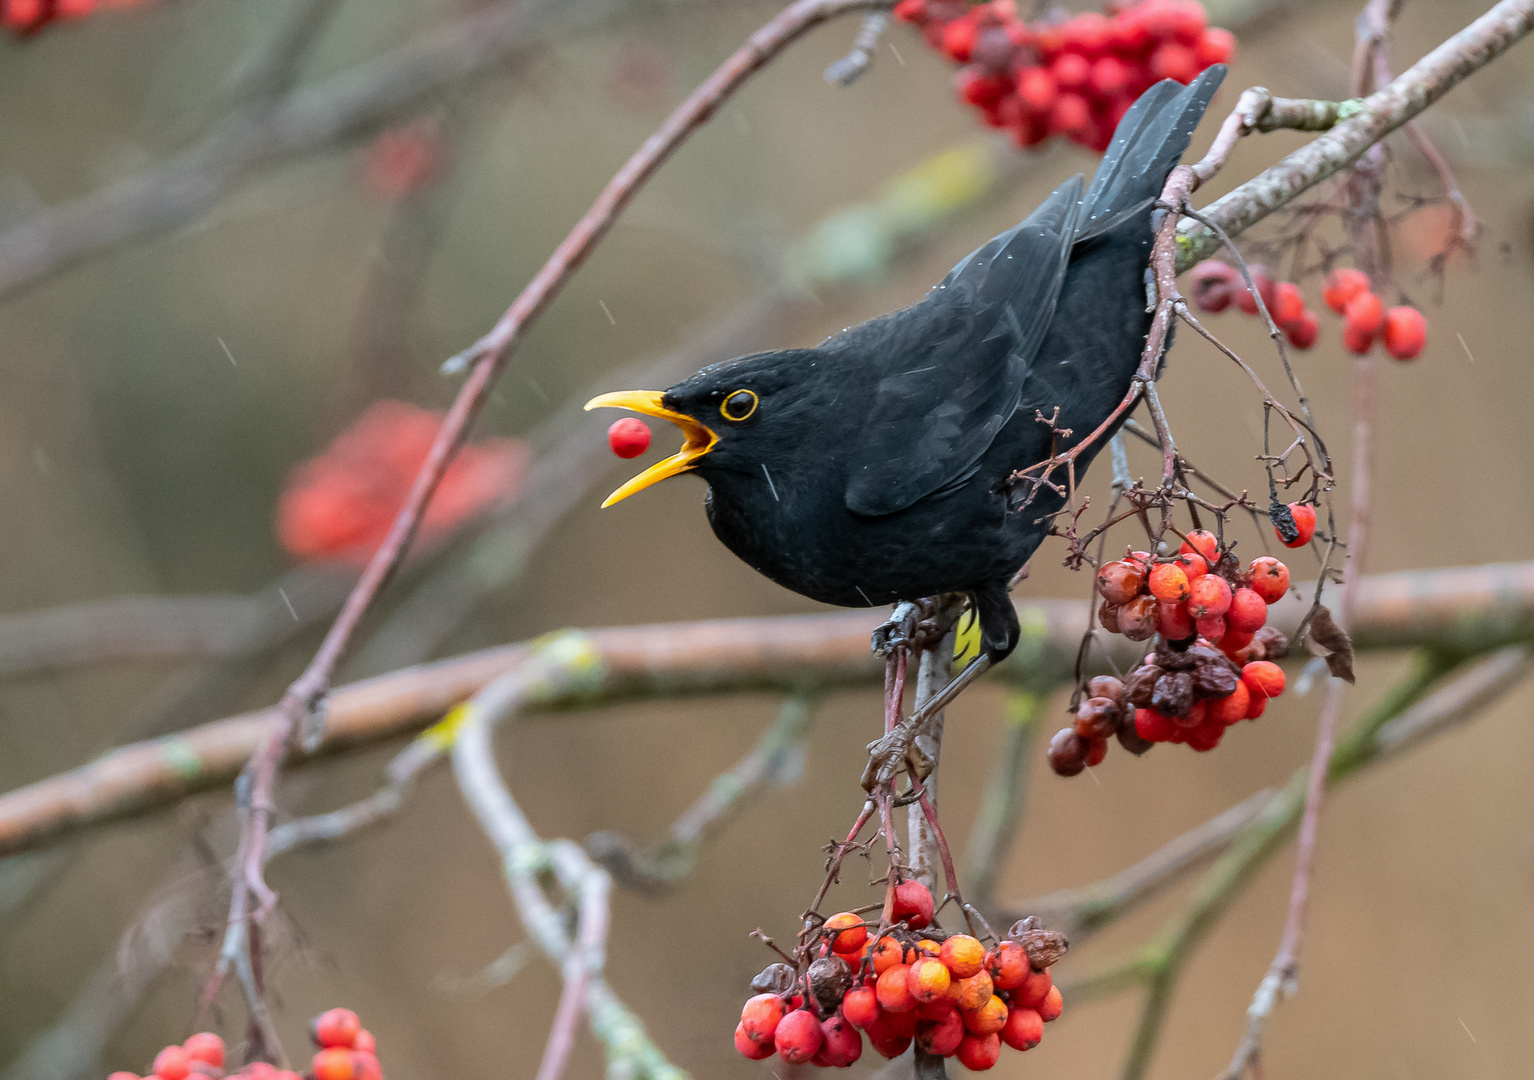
871, 600, 923, 656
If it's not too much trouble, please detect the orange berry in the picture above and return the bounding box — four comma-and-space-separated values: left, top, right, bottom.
939, 934, 985, 979
1096, 559, 1146, 605
1383, 305, 1426, 360
824, 911, 867, 954
985, 941, 1029, 989
957, 970, 994, 1012
1001, 1005, 1044, 1051
1242, 660, 1285, 700
1039, 983, 1064, 1022
1248, 557, 1290, 603
736, 1023, 775, 1060
917, 1009, 966, 1056
908, 957, 952, 1003
870, 936, 908, 974
182, 1034, 224, 1069
1017, 967, 1052, 1010
915, 938, 941, 957
774, 1009, 824, 1064
877, 965, 918, 1013
1148, 563, 1190, 603
152, 1047, 190, 1080
813, 1014, 863, 1068
1322, 267, 1370, 314
1226, 588, 1267, 633
740, 993, 786, 1044
1208, 681, 1251, 725
312, 1008, 362, 1049
957, 1031, 1002, 1070
961, 994, 1008, 1036
1187, 574, 1232, 619
842, 986, 879, 1029
915, 971, 962, 1019
312, 1048, 357, 1080
892, 879, 934, 929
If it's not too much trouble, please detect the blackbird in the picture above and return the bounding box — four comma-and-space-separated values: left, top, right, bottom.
588, 67, 1224, 668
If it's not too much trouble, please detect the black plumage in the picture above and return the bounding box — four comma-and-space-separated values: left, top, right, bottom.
588, 68, 1224, 663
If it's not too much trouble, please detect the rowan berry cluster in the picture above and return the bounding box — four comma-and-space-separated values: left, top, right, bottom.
106, 1010, 381, 1080
1190, 260, 1428, 360
736, 881, 1065, 1069
893, 0, 1233, 152
1048, 528, 1298, 772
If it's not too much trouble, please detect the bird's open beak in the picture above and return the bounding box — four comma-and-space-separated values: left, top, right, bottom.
584, 390, 718, 507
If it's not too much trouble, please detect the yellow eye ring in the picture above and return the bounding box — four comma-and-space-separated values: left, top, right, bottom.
720, 389, 758, 422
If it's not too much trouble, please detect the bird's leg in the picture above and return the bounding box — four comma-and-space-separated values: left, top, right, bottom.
871, 599, 926, 657
862, 654, 991, 794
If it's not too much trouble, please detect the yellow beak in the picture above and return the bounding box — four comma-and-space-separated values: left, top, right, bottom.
584, 390, 718, 507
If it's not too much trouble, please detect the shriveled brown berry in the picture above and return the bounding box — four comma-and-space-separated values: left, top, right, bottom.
1047, 728, 1087, 777
1084, 735, 1108, 767
1074, 696, 1119, 738
752, 963, 796, 994
1152, 671, 1194, 717
1192, 662, 1239, 699
808, 955, 854, 1013
1087, 675, 1125, 705
1119, 596, 1158, 641
1255, 625, 1289, 660
1010, 916, 1069, 970
1095, 560, 1146, 605
1117, 717, 1154, 755
1125, 664, 1162, 707
1098, 601, 1122, 633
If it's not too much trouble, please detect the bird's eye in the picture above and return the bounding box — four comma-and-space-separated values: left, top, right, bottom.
720, 389, 758, 422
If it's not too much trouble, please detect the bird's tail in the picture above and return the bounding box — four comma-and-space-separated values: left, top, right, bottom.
1078, 65, 1226, 241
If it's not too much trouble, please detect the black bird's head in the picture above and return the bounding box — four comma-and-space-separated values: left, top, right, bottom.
585, 350, 817, 507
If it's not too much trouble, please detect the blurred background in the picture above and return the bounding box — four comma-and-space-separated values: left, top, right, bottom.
2, 1, 1534, 1078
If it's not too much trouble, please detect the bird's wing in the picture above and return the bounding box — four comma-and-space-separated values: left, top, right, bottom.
842, 175, 1085, 517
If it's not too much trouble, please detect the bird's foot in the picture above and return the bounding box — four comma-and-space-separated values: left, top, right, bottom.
870, 596, 958, 657
861, 655, 992, 792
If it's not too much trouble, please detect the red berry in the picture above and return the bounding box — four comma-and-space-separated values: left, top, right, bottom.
1017, 967, 1052, 1010
1220, 627, 1255, 660
877, 964, 918, 1012
1190, 260, 1236, 313
1157, 600, 1195, 641
892, 879, 934, 928
813, 1014, 863, 1068
1242, 660, 1286, 700
312, 1008, 363, 1050
1049, 91, 1092, 134
1051, 52, 1090, 90
108, 1074, 139, 1080
1344, 291, 1386, 335
1096, 559, 1147, 604
1382, 305, 1426, 360
1226, 588, 1267, 633
917, 1009, 966, 1056
1039, 983, 1064, 1022
775, 1009, 825, 1063
152, 1047, 191, 1080
182, 1034, 225, 1069
352, 1030, 376, 1055
1208, 681, 1251, 725
1187, 574, 1232, 618
1248, 557, 1290, 602
1180, 529, 1219, 562
607, 417, 651, 459
1195, 26, 1235, 65
1148, 563, 1190, 602
865, 1014, 913, 1059
1001, 1004, 1044, 1051
1015, 65, 1057, 112
736, 1023, 775, 1059
843, 986, 880, 1029
1285, 309, 1319, 350
311, 1048, 357, 1080
892, 0, 927, 22
1271, 281, 1305, 327
1246, 691, 1269, 719
985, 942, 1030, 989
941, 16, 979, 61
1118, 595, 1159, 641
1186, 714, 1225, 751
1135, 705, 1176, 742
1174, 550, 1208, 580
1322, 267, 1370, 314
1280, 502, 1317, 548
956, 1031, 1002, 1070
740, 993, 786, 1044
1195, 614, 1226, 642
351, 1052, 381, 1080
1341, 321, 1375, 354
1149, 42, 1198, 82
1089, 54, 1133, 97
1061, 11, 1111, 55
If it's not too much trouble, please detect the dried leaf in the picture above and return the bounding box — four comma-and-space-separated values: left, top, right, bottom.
1310, 606, 1355, 683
